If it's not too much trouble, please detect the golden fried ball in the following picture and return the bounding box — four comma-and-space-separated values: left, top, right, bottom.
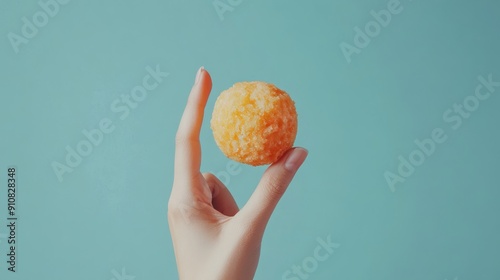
210, 81, 298, 166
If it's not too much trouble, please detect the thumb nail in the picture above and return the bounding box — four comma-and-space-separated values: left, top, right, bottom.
284, 148, 308, 171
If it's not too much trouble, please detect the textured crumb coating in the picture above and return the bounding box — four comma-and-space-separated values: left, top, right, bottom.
210, 81, 298, 166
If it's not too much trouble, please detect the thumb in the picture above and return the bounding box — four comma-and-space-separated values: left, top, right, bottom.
238, 147, 308, 228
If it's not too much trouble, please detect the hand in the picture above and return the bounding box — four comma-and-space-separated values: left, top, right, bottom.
168, 67, 308, 280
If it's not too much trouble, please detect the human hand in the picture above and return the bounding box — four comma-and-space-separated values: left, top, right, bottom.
168, 67, 308, 280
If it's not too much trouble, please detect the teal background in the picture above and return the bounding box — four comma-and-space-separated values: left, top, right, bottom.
1, 0, 499, 279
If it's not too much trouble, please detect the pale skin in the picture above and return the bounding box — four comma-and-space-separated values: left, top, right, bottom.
168, 67, 308, 280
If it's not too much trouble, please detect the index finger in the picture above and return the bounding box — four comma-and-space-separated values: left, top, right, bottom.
173, 67, 212, 188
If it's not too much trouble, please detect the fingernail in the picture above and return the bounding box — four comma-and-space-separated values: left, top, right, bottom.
195, 66, 204, 85
284, 148, 308, 171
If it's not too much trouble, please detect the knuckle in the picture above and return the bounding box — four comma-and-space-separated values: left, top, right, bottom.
175, 132, 197, 147
174, 132, 186, 144
167, 201, 187, 220
202, 172, 221, 198
265, 176, 287, 198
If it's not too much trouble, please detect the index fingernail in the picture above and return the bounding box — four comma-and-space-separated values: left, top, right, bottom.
195, 66, 204, 85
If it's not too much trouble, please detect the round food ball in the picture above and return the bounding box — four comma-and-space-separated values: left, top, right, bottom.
210, 81, 298, 166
